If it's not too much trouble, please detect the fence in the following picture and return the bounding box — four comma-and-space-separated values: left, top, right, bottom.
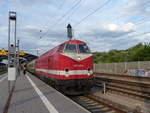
0, 65, 7, 73
94, 61, 150, 77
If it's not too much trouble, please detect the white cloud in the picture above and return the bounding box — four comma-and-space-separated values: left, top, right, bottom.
135, 33, 150, 41
123, 0, 150, 15
37, 39, 60, 47
106, 24, 118, 31
0, 0, 149, 53
104, 23, 136, 32
90, 41, 112, 52
122, 23, 136, 32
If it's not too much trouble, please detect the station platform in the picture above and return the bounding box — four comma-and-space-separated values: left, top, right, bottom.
0, 72, 90, 113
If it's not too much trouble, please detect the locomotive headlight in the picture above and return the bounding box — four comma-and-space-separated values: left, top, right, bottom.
64, 69, 69, 77
87, 68, 91, 76
78, 56, 81, 60
64, 73, 69, 77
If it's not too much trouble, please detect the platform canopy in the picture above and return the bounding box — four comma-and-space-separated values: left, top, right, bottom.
0, 49, 38, 63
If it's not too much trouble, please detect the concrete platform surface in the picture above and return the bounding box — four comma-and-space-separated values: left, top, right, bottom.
0, 73, 9, 113
0, 72, 90, 113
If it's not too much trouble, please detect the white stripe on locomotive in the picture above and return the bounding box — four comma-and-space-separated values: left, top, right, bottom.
36, 68, 93, 76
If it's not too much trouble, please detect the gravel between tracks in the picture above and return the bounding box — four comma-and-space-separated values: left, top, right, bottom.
93, 91, 150, 113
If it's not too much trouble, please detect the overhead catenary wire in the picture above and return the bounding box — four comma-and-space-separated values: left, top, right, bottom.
38, 0, 149, 51
93, 31, 150, 51
57, 0, 66, 9
40, 0, 82, 39
61, 0, 86, 25
41, 0, 111, 40
41, 0, 66, 29
109, 31, 150, 49
74, 0, 112, 27
39, 0, 67, 39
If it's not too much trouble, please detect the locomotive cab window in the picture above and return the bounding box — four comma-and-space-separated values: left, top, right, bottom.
78, 44, 90, 53
64, 43, 77, 53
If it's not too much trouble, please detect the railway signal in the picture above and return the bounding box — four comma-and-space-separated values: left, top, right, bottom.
67, 24, 73, 40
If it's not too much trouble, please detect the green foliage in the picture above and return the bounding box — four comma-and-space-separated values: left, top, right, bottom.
93, 43, 150, 63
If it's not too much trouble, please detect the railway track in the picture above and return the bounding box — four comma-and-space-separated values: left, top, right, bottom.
94, 73, 150, 84
29, 71, 149, 112
95, 76, 150, 102
0, 70, 7, 75
70, 94, 138, 113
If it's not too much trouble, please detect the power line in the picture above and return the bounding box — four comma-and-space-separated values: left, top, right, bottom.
40, 0, 66, 31
74, 0, 112, 27
40, 0, 82, 39
52, 0, 82, 26
62, 0, 86, 25
111, 31, 150, 48
57, 0, 66, 9
131, 31, 150, 37
115, 19, 150, 40
43, 0, 110, 39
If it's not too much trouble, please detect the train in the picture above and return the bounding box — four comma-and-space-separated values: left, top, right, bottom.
27, 39, 94, 95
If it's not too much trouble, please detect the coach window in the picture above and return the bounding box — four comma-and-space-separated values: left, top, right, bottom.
78, 44, 90, 53
64, 43, 77, 53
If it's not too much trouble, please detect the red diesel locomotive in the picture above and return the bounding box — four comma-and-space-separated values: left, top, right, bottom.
28, 39, 94, 94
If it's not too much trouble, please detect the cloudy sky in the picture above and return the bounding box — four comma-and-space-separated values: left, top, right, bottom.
0, 0, 150, 55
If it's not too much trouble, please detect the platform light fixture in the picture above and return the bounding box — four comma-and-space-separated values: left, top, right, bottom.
9, 11, 16, 20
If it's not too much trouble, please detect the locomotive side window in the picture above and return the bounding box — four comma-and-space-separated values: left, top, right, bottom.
58, 44, 65, 52
64, 44, 77, 53
78, 44, 90, 53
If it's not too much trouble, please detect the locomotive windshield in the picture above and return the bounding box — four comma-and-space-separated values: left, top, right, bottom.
64, 43, 77, 53
78, 44, 90, 53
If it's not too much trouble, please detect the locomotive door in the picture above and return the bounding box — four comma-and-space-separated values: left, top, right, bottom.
48, 57, 50, 76
47, 56, 51, 77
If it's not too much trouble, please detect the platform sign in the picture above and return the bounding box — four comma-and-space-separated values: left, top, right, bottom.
19, 50, 25, 56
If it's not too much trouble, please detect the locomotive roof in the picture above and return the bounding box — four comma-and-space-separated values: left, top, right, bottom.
39, 40, 87, 58
63, 40, 86, 44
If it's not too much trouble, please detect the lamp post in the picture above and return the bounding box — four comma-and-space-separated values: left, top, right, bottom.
8, 11, 17, 93
8, 11, 17, 68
